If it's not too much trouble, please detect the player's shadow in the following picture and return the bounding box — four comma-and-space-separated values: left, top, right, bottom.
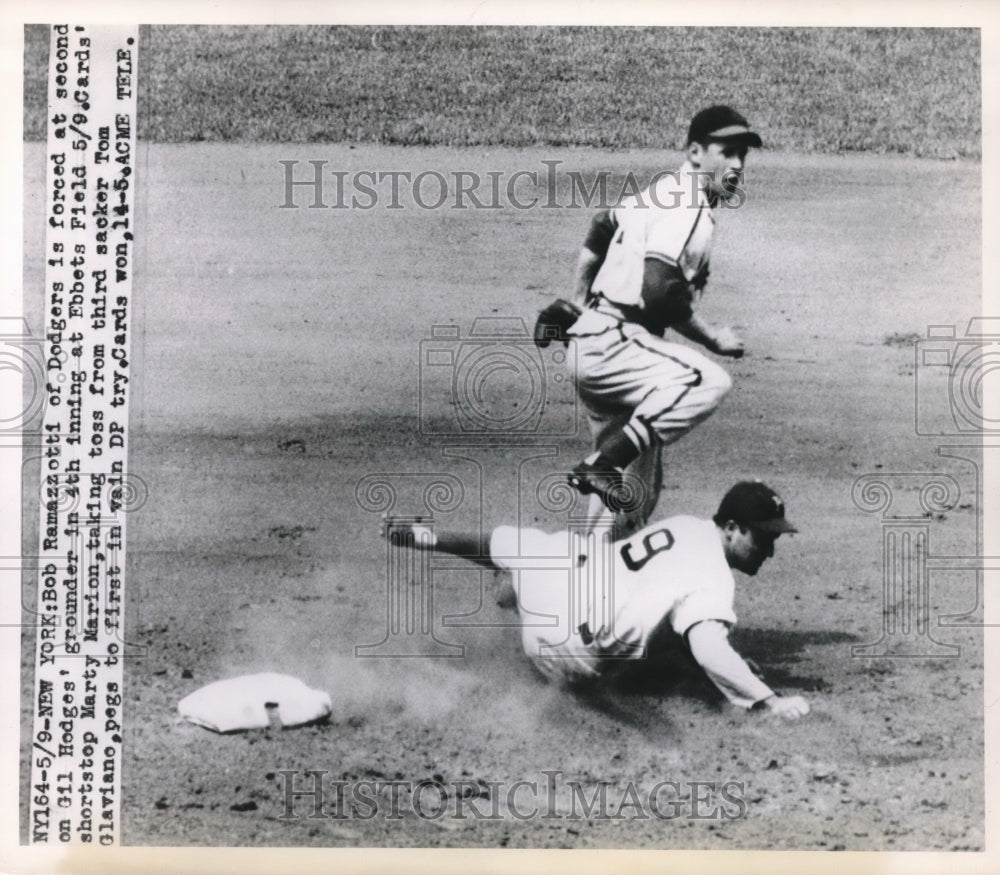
568, 644, 725, 734
728, 626, 858, 692
571, 624, 853, 728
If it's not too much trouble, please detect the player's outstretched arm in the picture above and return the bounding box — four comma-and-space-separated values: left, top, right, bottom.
687, 620, 809, 718
379, 517, 496, 568
671, 312, 745, 358
638, 258, 743, 355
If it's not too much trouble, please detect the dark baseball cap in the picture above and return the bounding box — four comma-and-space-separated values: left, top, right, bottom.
713, 481, 797, 534
687, 105, 763, 148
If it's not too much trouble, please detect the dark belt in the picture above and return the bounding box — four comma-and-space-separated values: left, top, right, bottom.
589, 294, 660, 334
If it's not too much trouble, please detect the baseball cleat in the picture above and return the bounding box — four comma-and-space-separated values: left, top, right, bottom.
567, 461, 641, 513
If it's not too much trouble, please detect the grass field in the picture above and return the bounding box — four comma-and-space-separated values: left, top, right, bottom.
22, 25, 980, 157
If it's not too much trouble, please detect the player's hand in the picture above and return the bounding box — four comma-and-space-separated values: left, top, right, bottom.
710, 327, 745, 358
762, 694, 810, 720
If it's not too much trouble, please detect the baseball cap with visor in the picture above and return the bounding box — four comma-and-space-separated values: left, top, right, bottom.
687, 105, 763, 148
713, 481, 797, 534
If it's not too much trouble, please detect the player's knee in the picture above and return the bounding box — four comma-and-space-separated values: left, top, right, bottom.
701, 362, 732, 406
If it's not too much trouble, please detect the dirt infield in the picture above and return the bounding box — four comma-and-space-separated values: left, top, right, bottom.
22, 142, 983, 849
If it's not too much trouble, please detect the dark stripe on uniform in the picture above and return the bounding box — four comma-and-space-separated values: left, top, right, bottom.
630, 336, 704, 387
629, 336, 704, 417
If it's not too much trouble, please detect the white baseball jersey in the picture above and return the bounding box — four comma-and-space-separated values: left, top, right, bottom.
590, 161, 714, 309
489, 515, 738, 684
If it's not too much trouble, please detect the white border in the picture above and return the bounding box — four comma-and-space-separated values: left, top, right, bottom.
2, 3, 996, 874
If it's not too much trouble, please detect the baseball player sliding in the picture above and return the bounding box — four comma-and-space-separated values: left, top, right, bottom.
385, 481, 810, 719
535, 105, 762, 540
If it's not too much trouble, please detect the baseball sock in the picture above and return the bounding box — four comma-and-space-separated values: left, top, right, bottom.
592, 418, 652, 470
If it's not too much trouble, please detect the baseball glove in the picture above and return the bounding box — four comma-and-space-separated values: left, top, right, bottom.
533, 298, 582, 348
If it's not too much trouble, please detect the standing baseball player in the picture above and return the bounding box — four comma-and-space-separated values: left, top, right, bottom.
384, 481, 810, 719
535, 106, 762, 539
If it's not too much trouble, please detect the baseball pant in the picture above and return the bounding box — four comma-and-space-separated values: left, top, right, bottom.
569, 312, 732, 530
489, 525, 637, 685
